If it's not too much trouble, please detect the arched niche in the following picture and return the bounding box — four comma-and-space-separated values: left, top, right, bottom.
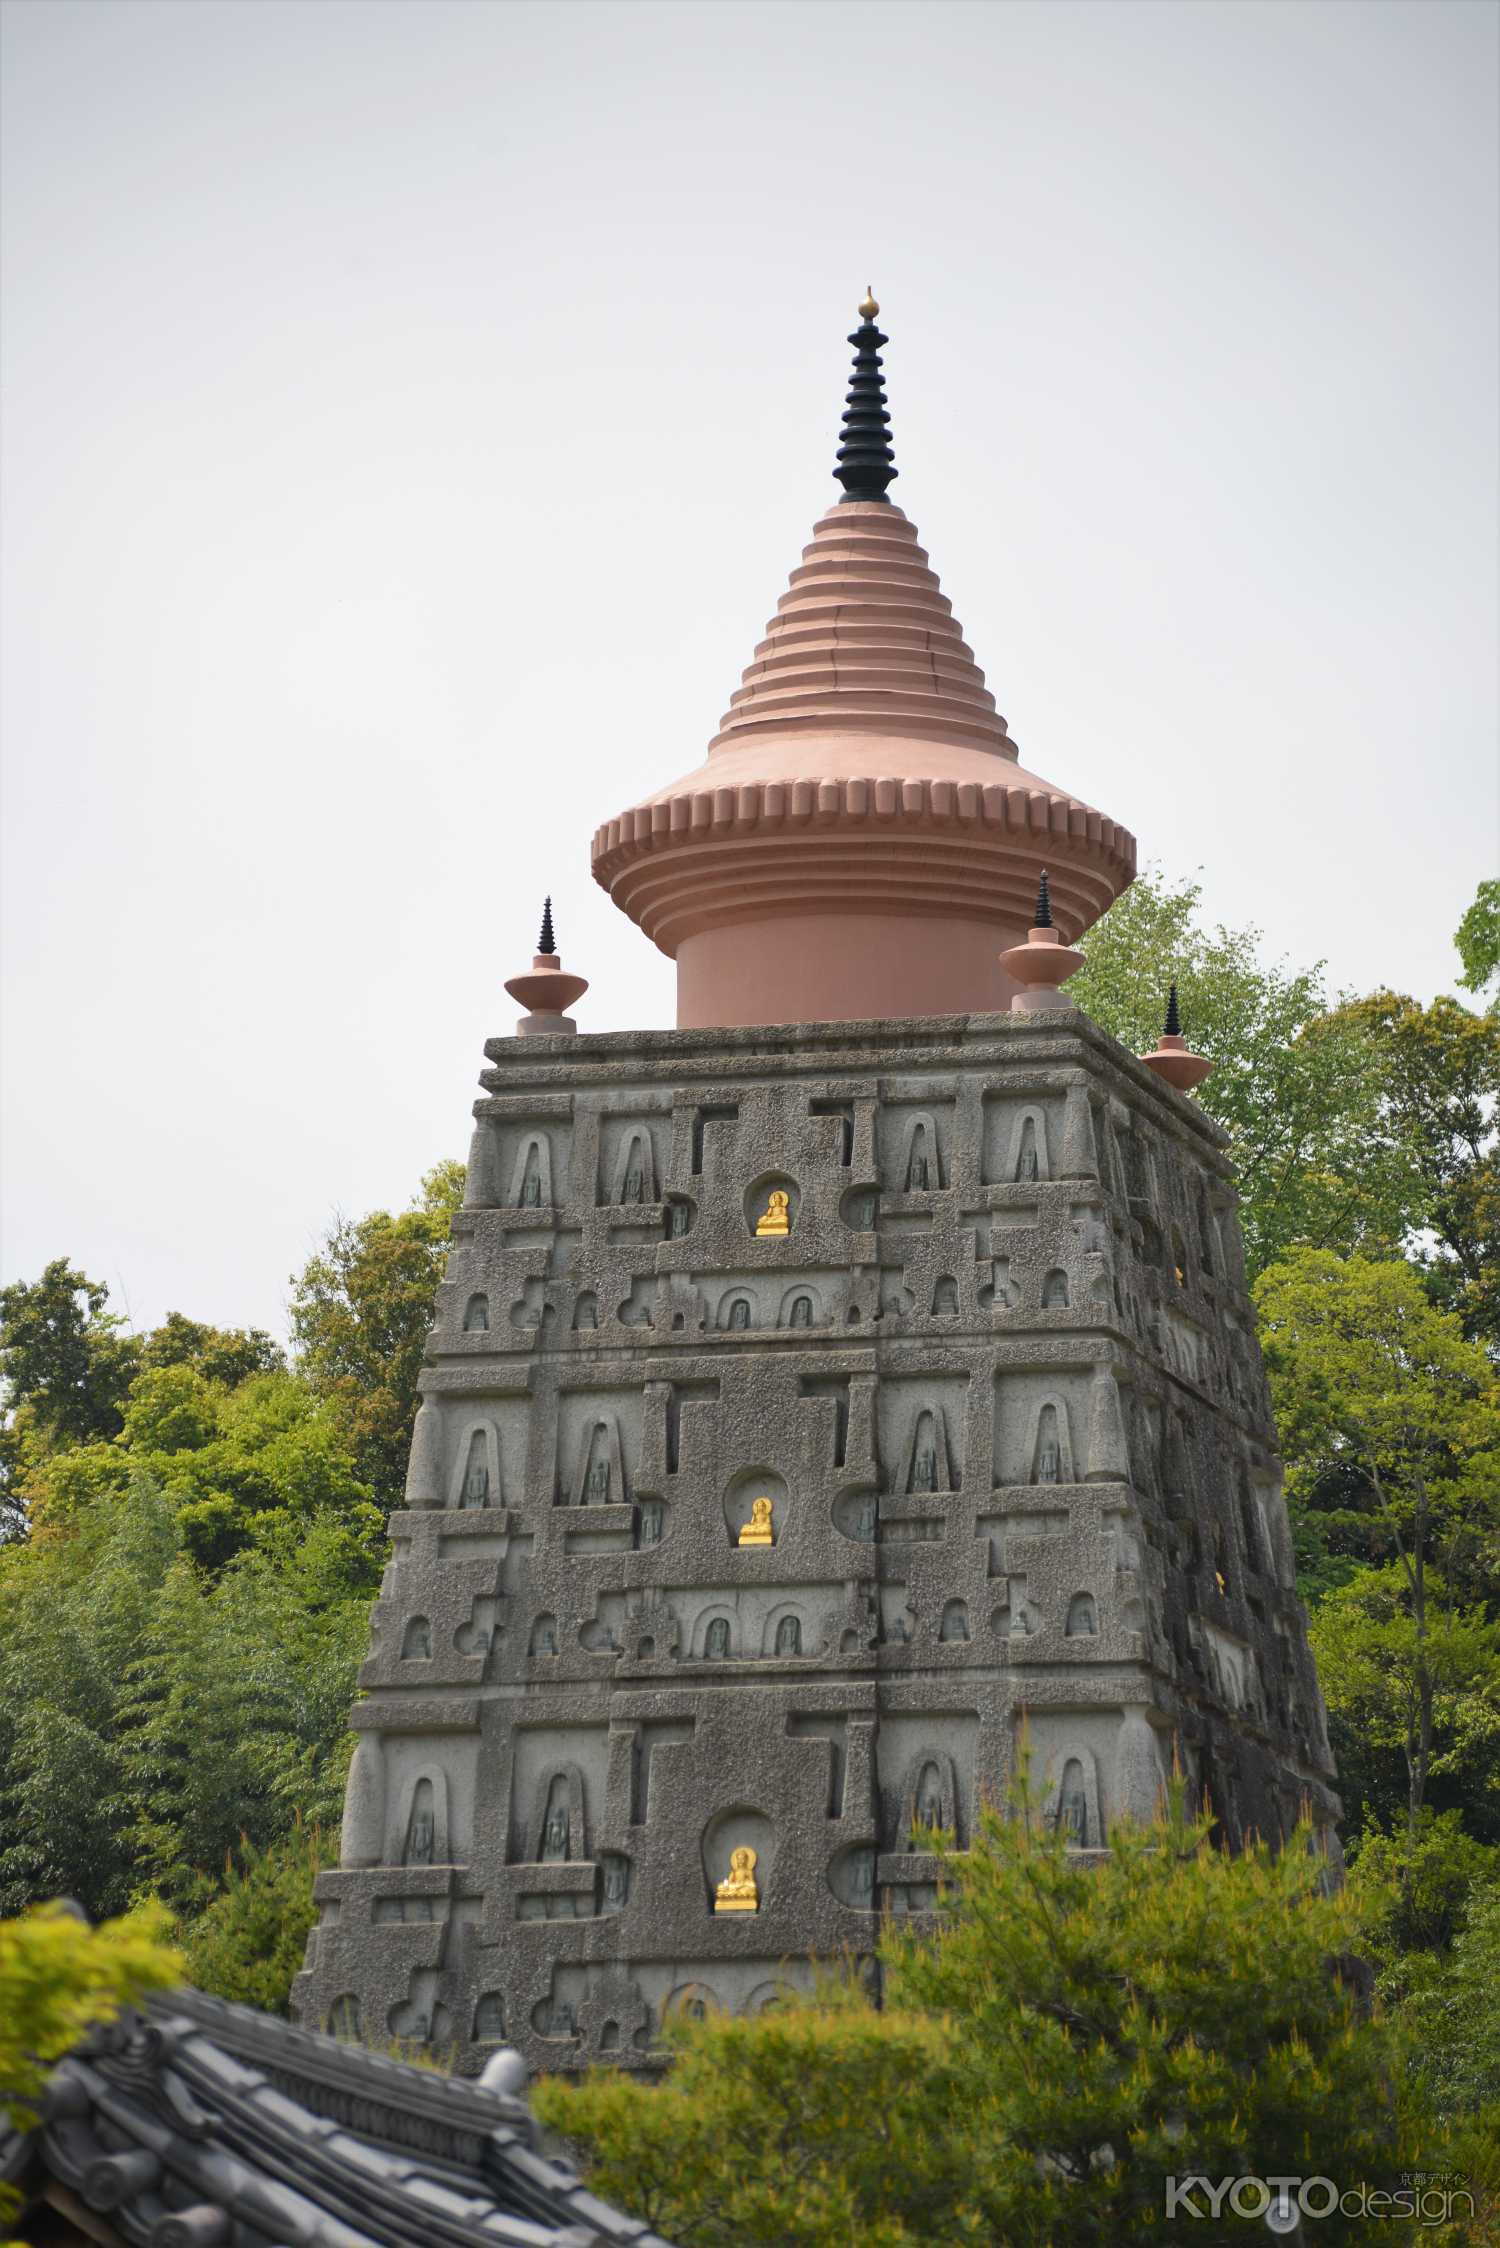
778, 1284, 821, 1330
839, 1185, 878, 1231
1046, 1748, 1103, 1850
827, 1844, 878, 1911
743, 1172, 799, 1238
531, 1992, 579, 2040
899, 1112, 943, 1193
569, 1413, 627, 1507
900, 1750, 961, 1847
931, 1275, 959, 1317
1009, 1106, 1050, 1183
473, 1992, 505, 2041
529, 1763, 587, 1864
938, 1598, 969, 1643
1042, 1268, 1070, 1309
1065, 1592, 1098, 1638
902, 1405, 955, 1495
610, 1127, 659, 1207
400, 1615, 432, 1661
507, 1134, 553, 1211
529, 1612, 558, 1658
700, 1806, 775, 1913
664, 1981, 720, 2024
448, 1419, 502, 1511
393, 1767, 450, 1867
832, 1488, 878, 1544
634, 1497, 668, 1550
1029, 1396, 1076, 1486
1196, 1180, 1217, 1273
762, 1602, 809, 1658
722, 1466, 788, 1548
744, 1978, 797, 2015
462, 1292, 490, 1333
598, 1854, 631, 1914
717, 1286, 758, 1332
665, 1195, 696, 1239
572, 1290, 598, 1331
695, 1607, 738, 1661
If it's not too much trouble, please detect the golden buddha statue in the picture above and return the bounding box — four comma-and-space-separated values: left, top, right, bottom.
714, 1845, 759, 1913
755, 1188, 791, 1238
738, 1495, 774, 1547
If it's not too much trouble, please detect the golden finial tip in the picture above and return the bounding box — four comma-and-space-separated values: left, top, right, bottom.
859, 287, 879, 321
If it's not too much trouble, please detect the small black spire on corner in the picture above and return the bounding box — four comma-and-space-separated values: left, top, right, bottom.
538, 896, 556, 955
834, 288, 898, 503
1164, 980, 1182, 1038
1034, 869, 1053, 929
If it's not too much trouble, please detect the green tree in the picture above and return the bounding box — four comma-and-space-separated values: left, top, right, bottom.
176, 1818, 334, 2015
1, 1902, 180, 2240
1074, 873, 1407, 1277
1255, 1251, 1500, 1851
1311, 1571, 1500, 1850
139, 1311, 285, 1386
1455, 877, 1500, 1007
0, 1262, 141, 1540
290, 1161, 463, 1515
1326, 992, 1500, 1348
538, 1781, 1474, 2247
1394, 1877, 1500, 2117
0, 1480, 370, 1918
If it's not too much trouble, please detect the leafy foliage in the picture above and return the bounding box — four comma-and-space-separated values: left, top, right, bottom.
0, 1901, 181, 2237
1256, 1252, 1500, 1848
176, 1819, 335, 2015
0, 1480, 369, 1919
1074, 873, 1407, 1277
289, 1160, 463, 1514
1454, 877, 1500, 1006
539, 1779, 1482, 2247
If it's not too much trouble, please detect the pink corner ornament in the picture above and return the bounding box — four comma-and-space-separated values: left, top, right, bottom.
505, 897, 589, 1037
997, 870, 1083, 1012
1140, 982, 1213, 1093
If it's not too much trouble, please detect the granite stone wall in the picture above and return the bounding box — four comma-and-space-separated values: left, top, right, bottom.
293, 1010, 1338, 2071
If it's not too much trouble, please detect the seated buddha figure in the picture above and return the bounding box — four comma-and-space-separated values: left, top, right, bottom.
755, 1189, 791, 1238
714, 1845, 759, 1914
738, 1495, 775, 1547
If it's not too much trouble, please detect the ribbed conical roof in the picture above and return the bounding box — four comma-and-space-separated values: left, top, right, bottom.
591, 296, 1137, 1028
709, 502, 1011, 759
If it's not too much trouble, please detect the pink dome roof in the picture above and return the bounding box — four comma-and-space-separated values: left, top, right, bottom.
592, 313, 1136, 1029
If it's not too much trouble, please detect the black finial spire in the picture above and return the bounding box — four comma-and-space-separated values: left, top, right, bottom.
1034, 869, 1053, 929
1164, 980, 1182, 1037
834, 289, 897, 503
538, 896, 555, 956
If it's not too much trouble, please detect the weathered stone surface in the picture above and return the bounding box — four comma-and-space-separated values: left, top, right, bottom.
293, 1009, 1337, 2072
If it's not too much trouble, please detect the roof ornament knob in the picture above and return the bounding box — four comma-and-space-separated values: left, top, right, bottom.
858, 287, 879, 321
997, 868, 1084, 1013
835, 289, 897, 503
505, 896, 589, 1038
1141, 980, 1213, 1092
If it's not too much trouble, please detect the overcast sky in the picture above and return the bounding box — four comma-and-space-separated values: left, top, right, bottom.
2, 0, 1496, 1343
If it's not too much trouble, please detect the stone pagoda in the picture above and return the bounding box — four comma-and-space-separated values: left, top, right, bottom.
294, 296, 1338, 2070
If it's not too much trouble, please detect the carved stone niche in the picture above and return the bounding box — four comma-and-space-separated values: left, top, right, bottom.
598, 1854, 631, 1915
528, 1764, 588, 1866
832, 1488, 879, 1544
744, 1172, 800, 1237
700, 1807, 775, 1913
827, 1843, 878, 1910
899, 1749, 962, 1847
722, 1466, 788, 1547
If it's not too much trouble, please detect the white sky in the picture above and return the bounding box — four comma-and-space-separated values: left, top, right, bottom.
2, 0, 1497, 1343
